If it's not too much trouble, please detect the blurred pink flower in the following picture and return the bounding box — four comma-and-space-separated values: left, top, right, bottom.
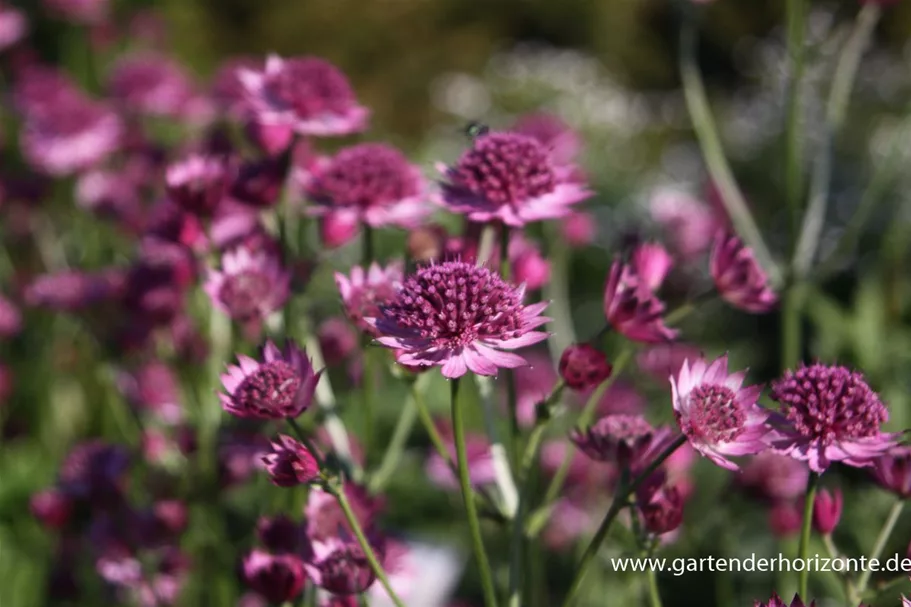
318, 317, 358, 367
0, 4, 26, 50
30, 489, 72, 529
710, 233, 777, 313
509, 233, 550, 290
305, 484, 383, 542
257, 515, 305, 554
303, 532, 381, 596
768, 500, 804, 536
117, 362, 183, 425
239, 55, 369, 136
335, 261, 403, 333
426, 420, 497, 489
561, 211, 596, 247
738, 452, 809, 503
231, 156, 288, 209
204, 243, 290, 323
367, 261, 550, 378
603, 243, 678, 343
210, 56, 262, 116
870, 446, 911, 498
242, 550, 306, 605
649, 188, 719, 262
43, 0, 108, 24
24, 269, 125, 311
439, 132, 591, 227
262, 435, 321, 487
511, 112, 581, 167
812, 488, 842, 535
572, 414, 671, 471
107, 53, 195, 117
165, 154, 229, 218
512, 350, 558, 427
636, 343, 703, 381
0, 294, 21, 338
636, 482, 685, 535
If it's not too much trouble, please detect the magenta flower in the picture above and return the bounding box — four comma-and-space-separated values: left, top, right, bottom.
509, 233, 551, 290
513, 350, 559, 427
30, 489, 72, 529
301, 143, 431, 233
231, 157, 287, 209
57, 440, 130, 504
0, 4, 26, 50
210, 56, 263, 117
738, 453, 809, 503
650, 188, 720, 262
768, 501, 803, 538
559, 344, 612, 391
710, 232, 777, 313
561, 211, 596, 247
870, 446, 911, 498
426, 421, 497, 489
242, 550, 307, 605
439, 132, 592, 227
367, 261, 550, 378
755, 594, 815, 607
165, 154, 229, 217
305, 484, 383, 542
262, 435, 321, 487
603, 243, 678, 343
219, 340, 320, 420
107, 53, 195, 117
571, 414, 671, 470
637, 343, 703, 381
21, 95, 122, 176
670, 355, 770, 471
812, 488, 842, 535
335, 262, 403, 333
636, 482, 685, 535
511, 112, 581, 168
0, 294, 21, 338
117, 362, 183, 425
769, 363, 900, 473
238, 55, 369, 136
303, 534, 382, 596
204, 244, 290, 324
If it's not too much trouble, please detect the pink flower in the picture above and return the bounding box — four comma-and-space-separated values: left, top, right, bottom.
367, 261, 550, 378
257, 515, 304, 554
43, 0, 107, 24
812, 488, 842, 535
303, 533, 382, 596
57, 441, 130, 504
513, 350, 559, 427
710, 233, 777, 313
755, 594, 816, 607
0, 294, 21, 338
0, 5, 26, 50
107, 53, 195, 117
636, 482, 685, 535
670, 355, 770, 471
334, 262, 403, 333
511, 112, 581, 167
219, 340, 320, 420
426, 421, 497, 489
636, 343, 703, 381
204, 244, 290, 323
301, 143, 431, 233
30, 489, 72, 529
117, 362, 183, 425
561, 211, 596, 247
571, 414, 671, 470
649, 188, 719, 262
231, 156, 288, 208
738, 453, 809, 503
318, 317, 358, 367
21, 95, 122, 176
210, 56, 262, 116
262, 435, 321, 487
870, 446, 911, 498
559, 344, 612, 391
238, 55, 368, 136
769, 363, 900, 473
305, 484, 383, 542
768, 501, 803, 538
439, 132, 592, 227
165, 154, 229, 217
603, 243, 677, 343
242, 550, 306, 605
509, 233, 550, 290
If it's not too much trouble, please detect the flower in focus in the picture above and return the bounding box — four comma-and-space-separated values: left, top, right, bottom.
219, 340, 321, 420
426, 421, 497, 489
603, 243, 678, 343
571, 414, 670, 471
242, 550, 306, 605
439, 131, 591, 226
649, 188, 719, 262
869, 446, 911, 498
239, 55, 369, 136
812, 488, 842, 535
204, 243, 290, 324
755, 593, 815, 607
335, 262, 403, 333
43, 0, 107, 24
303, 533, 381, 596
368, 261, 550, 378
671, 355, 770, 471
165, 154, 229, 217
301, 143, 430, 240
710, 233, 777, 313
769, 363, 899, 473
261, 434, 321, 487
559, 343, 612, 391
0, 4, 26, 50
738, 453, 809, 503
107, 53, 195, 117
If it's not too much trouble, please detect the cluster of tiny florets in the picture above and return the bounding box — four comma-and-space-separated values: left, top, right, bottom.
680, 384, 745, 444
451, 133, 555, 206
264, 57, 355, 118
310, 143, 417, 209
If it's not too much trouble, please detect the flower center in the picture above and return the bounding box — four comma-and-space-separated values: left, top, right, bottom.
681, 384, 744, 444
452, 133, 556, 207
234, 361, 301, 415
265, 58, 354, 119
219, 271, 273, 321
311, 143, 417, 209
382, 262, 524, 348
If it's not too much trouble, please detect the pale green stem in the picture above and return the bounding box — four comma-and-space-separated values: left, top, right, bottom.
451, 377, 499, 607
679, 20, 781, 287
797, 473, 819, 599
822, 533, 856, 601
543, 224, 576, 368
646, 568, 663, 607
854, 501, 905, 599
477, 374, 519, 518
367, 385, 418, 493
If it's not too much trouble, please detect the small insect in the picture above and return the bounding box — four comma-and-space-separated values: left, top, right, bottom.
463, 121, 489, 139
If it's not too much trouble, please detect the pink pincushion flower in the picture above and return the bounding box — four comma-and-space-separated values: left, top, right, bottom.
21, 96, 122, 176
769, 363, 900, 473
238, 55, 368, 136
165, 154, 229, 218
301, 143, 431, 232
107, 53, 195, 117
572, 414, 672, 471
210, 56, 262, 116
710, 233, 777, 313
242, 550, 306, 605
219, 340, 320, 420
334, 262, 403, 333
603, 243, 678, 343
204, 244, 290, 323
262, 434, 321, 487
670, 355, 771, 471
367, 261, 550, 378
561, 211, 596, 247
559, 344, 612, 391
439, 132, 592, 227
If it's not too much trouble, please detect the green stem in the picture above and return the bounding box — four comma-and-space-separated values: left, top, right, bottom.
854, 500, 905, 598
560, 435, 687, 607
543, 224, 576, 368
368, 384, 419, 492
784, 0, 809, 236
679, 17, 781, 287
363, 224, 375, 266
332, 485, 407, 607
451, 377, 499, 607
646, 568, 663, 607
500, 224, 511, 280
361, 339, 376, 462
782, 284, 805, 370
797, 472, 819, 600
822, 533, 855, 601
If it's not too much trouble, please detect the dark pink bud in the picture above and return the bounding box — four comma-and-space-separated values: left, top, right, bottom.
571, 414, 669, 471
812, 488, 842, 535
230, 156, 288, 208
242, 550, 306, 604
262, 435, 320, 487
303, 534, 382, 595
870, 446, 911, 498
320, 211, 359, 249
559, 344, 612, 391
165, 154, 229, 217
244, 120, 294, 157
768, 501, 803, 538
710, 232, 777, 313
30, 489, 72, 529
637, 483, 684, 534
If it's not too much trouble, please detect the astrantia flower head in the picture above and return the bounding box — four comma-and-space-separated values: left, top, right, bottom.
204, 244, 290, 324
869, 446, 911, 498
367, 261, 550, 378
242, 550, 306, 605
571, 414, 671, 471
108, 53, 195, 117
58, 440, 130, 503
636, 482, 684, 535
671, 355, 770, 471
603, 243, 678, 343
219, 340, 320, 420
710, 232, 777, 313
302, 142, 430, 231
305, 484, 383, 542
755, 593, 815, 607
738, 452, 809, 503
559, 343, 612, 391
262, 434, 321, 487
440, 131, 592, 227
239, 54, 369, 136
335, 262, 403, 333
769, 363, 899, 473
165, 154, 229, 217
511, 112, 581, 167
303, 533, 383, 596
